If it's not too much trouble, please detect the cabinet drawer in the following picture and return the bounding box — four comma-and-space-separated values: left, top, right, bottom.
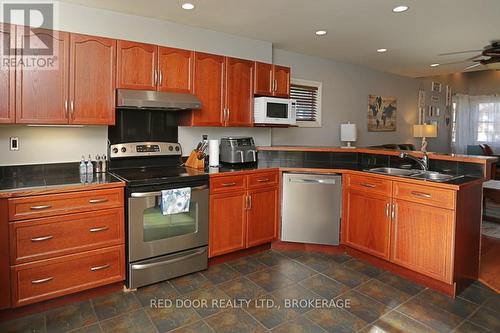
247, 171, 279, 188
10, 208, 124, 264
346, 174, 392, 197
11, 245, 124, 307
8, 188, 124, 221
210, 175, 246, 194
393, 182, 455, 209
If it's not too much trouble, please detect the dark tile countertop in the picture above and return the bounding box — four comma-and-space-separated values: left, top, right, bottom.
0, 162, 124, 196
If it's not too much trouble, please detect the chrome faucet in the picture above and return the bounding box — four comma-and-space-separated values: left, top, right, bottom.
399, 152, 429, 171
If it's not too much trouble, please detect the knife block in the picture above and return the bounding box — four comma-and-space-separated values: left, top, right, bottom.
185, 150, 205, 170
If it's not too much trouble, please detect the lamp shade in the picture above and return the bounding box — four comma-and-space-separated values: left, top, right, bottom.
413, 124, 437, 138
341, 123, 357, 142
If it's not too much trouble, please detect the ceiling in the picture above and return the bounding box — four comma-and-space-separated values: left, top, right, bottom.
60, 0, 500, 78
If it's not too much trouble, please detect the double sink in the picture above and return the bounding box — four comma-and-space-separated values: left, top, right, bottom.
367, 167, 464, 182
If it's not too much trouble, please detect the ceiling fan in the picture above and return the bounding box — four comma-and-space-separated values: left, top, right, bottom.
438, 41, 500, 71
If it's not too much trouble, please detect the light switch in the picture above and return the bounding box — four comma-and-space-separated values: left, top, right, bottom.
10, 137, 19, 151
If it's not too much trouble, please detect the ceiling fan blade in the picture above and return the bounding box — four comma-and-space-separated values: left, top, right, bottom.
440, 60, 470, 66
438, 50, 483, 56
464, 63, 481, 70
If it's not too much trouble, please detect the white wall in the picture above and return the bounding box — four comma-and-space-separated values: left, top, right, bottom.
271, 49, 420, 148
0, 2, 273, 165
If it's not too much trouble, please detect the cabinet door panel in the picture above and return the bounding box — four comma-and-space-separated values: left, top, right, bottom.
116, 40, 157, 90
209, 191, 246, 257
254, 61, 272, 96
191, 52, 224, 126
69, 34, 116, 125
158, 46, 193, 93
273, 65, 290, 98
0, 23, 15, 123
247, 187, 278, 247
15, 28, 69, 124
225, 57, 254, 126
391, 200, 454, 283
343, 189, 391, 259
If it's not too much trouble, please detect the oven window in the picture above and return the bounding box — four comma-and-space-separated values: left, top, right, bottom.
267, 103, 288, 118
142, 200, 198, 242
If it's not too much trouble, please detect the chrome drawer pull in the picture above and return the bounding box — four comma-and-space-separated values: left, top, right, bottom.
360, 183, 376, 188
257, 178, 270, 182
31, 235, 54, 242
89, 198, 109, 204
411, 191, 431, 198
90, 264, 110, 272
31, 277, 54, 284
89, 226, 109, 233
30, 205, 52, 210
222, 182, 236, 187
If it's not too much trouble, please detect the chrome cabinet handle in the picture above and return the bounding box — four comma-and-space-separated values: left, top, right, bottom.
273, 79, 278, 92
90, 226, 109, 233
248, 195, 252, 209
89, 198, 108, 204
411, 191, 431, 198
64, 100, 68, 117
32, 277, 54, 284
70, 101, 74, 119
385, 203, 390, 218
245, 195, 250, 210
90, 264, 110, 272
257, 178, 270, 183
222, 182, 237, 187
360, 183, 376, 188
227, 108, 230, 121
30, 205, 52, 210
391, 203, 396, 219
154, 69, 158, 86
159, 70, 163, 85
31, 235, 53, 242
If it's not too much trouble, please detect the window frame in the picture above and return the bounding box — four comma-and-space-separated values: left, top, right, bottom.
291, 78, 322, 128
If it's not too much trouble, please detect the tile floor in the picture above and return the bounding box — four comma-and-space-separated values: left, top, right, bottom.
1, 250, 499, 333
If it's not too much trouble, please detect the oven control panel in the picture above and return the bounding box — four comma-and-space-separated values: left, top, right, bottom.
110, 142, 182, 158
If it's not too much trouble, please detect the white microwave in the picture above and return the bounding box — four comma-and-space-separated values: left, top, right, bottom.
254, 97, 296, 125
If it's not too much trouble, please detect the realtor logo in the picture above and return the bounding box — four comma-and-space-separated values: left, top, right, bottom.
2, 2, 57, 69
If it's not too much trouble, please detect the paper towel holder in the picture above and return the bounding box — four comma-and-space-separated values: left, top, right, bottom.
340, 122, 357, 149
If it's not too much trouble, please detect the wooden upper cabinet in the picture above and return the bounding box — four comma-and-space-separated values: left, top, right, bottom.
116, 40, 157, 90
273, 65, 290, 98
0, 23, 15, 123
225, 57, 254, 127
343, 188, 391, 260
15, 28, 70, 124
69, 34, 116, 125
390, 199, 454, 283
246, 187, 278, 247
183, 52, 225, 126
158, 46, 193, 93
254, 62, 273, 96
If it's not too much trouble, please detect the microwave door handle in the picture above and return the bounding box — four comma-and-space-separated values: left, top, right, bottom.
130, 185, 208, 198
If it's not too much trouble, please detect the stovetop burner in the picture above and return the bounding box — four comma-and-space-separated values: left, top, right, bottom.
108, 141, 208, 187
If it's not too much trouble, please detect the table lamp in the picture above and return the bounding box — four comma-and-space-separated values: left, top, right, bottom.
413, 124, 437, 152
341, 123, 357, 148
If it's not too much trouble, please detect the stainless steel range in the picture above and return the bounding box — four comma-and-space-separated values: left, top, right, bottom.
108, 142, 209, 289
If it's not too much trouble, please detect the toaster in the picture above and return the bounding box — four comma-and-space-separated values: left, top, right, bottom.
220, 137, 257, 164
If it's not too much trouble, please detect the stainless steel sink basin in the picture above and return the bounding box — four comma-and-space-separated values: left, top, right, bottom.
367, 167, 464, 183
367, 167, 423, 176
409, 171, 463, 182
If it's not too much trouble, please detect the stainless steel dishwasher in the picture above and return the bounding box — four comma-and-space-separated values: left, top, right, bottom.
281, 173, 341, 245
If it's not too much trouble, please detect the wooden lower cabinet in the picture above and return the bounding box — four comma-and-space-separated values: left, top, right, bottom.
343, 189, 391, 260
209, 191, 247, 257
209, 170, 279, 258
247, 187, 279, 247
391, 199, 454, 283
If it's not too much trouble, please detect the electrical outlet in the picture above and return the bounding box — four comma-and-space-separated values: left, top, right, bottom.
10, 137, 19, 151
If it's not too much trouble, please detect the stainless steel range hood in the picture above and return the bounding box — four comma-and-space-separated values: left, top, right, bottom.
116, 89, 202, 110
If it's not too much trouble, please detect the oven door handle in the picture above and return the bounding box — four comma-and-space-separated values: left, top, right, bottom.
130, 185, 208, 198
130, 248, 207, 270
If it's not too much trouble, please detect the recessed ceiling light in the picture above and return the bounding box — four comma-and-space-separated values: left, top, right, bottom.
181, 3, 195, 10
315, 30, 327, 36
430, 63, 440, 67
377, 48, 387, 53
392, 5, 409, 13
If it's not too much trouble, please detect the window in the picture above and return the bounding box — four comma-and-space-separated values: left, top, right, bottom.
476, 102, 500, 142
290, 78, 322, 127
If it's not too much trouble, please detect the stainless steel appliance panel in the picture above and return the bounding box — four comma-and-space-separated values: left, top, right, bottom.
281, 173, 341, 245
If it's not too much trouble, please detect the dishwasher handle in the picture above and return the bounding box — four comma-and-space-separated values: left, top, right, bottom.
288, 177, 337, 185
